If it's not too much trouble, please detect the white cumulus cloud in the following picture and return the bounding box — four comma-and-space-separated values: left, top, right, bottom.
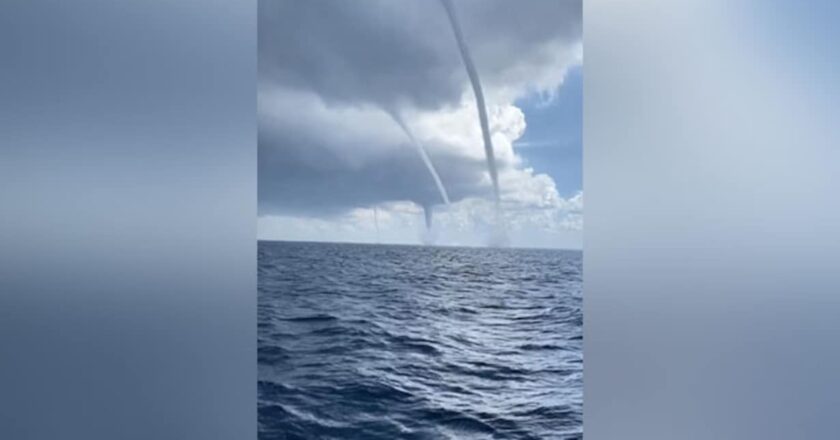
258, 0, 582, 247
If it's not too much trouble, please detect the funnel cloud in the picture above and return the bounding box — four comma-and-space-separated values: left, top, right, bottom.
258, 0, 582, 248
387, 108, 451, 207
440, 0, 499, 205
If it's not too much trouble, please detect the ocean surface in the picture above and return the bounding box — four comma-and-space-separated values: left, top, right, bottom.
258, 241, 582, 440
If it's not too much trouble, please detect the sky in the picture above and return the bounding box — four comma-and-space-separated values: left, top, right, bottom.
257, 0, 582, 249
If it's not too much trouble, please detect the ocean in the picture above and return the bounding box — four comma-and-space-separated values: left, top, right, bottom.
258, 241, 582, 439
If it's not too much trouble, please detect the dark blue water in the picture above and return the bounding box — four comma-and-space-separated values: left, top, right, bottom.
258, 241, 582, 439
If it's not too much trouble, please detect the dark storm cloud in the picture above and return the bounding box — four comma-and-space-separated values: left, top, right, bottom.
259, 0, 461, 111
258, 105, 492, 216
258, 0, 582, 217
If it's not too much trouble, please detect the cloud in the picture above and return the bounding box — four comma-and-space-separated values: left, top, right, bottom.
259, 0, 581, 110
258, 0, 582, 232
258, 191, 583, 249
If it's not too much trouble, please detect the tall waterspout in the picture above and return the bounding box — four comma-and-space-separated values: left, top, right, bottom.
387, 108, 451, 208
440, 0, 500, 206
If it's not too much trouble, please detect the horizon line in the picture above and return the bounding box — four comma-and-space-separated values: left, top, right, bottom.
257, 238, 582, 252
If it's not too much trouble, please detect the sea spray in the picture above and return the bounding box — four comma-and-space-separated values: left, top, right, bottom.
440, 0, 500, 205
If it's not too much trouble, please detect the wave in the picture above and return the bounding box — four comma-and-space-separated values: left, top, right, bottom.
258, 241, 583, 439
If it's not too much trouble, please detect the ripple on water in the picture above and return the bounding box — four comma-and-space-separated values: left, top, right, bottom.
258, 241, 583, 440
